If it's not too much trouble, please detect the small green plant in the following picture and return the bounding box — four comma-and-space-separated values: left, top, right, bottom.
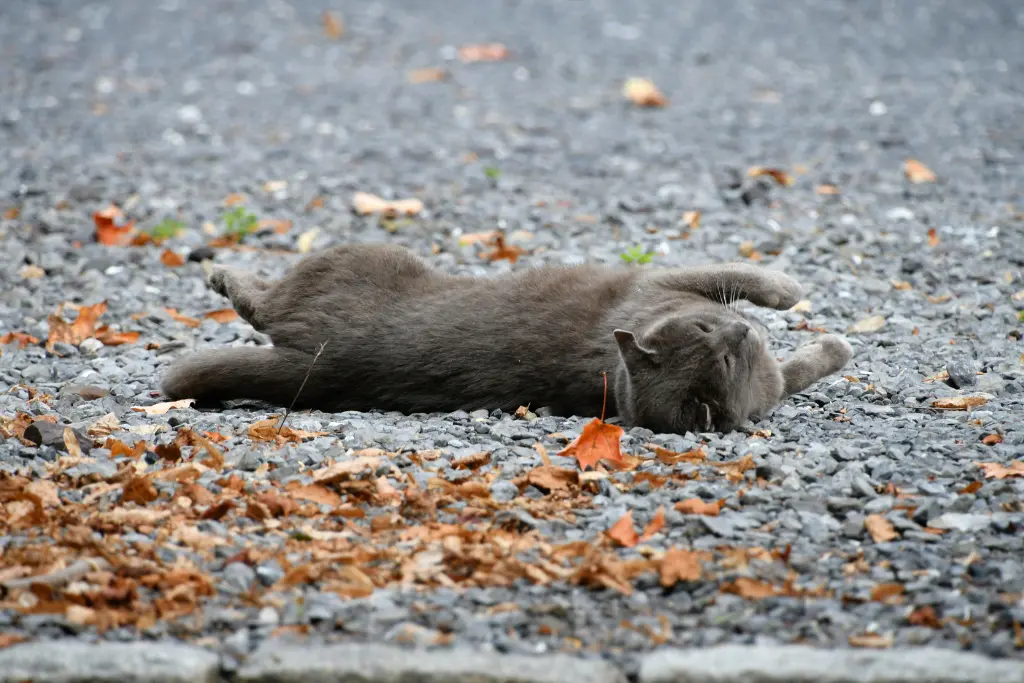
620, 245, 654, 265
1018, 310, 1024, 322
484, 166, 502, 180
149, 218, 185, 240
222, 206, 259, 238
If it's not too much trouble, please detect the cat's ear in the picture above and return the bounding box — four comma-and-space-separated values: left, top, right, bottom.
613, 329, 656, 365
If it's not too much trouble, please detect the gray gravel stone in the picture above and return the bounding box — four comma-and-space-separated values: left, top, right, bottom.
0, 641, 220, 683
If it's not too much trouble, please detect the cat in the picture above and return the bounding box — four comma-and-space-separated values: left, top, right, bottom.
161, 244, 853, 434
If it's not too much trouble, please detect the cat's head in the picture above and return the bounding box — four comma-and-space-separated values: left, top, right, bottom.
612, 309, 783, 434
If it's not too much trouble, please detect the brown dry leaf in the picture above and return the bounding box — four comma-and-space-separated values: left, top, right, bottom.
201, 499, 235, 520
407, 67, 448, 84
97, 508, 170, 526
639, 506, 666, 542
847, 315, 886, 334
816, 183, 840, 195
526, 465, 578, 492
959, 481, 983, 494
323, 10, 344, 39
458, 231, 498, 246
352, 192, 423, 217
747, 167, 794, 187
160, 249, 185, 267
458, 43, 509, 63
19, 264, 45, 279
131, 399, 195, 415
904, 159, 936, 184
88, 413, 121, 437
558, 418, 625, 471
95, 326, 140, 346
223, 193, 247, 206
712, 454, 755, 482
122, 476, 158, 505
623, 78, 668, 108
927, 228, 940, 248
46, 301, 107, 351
164, 307, 200, 328
976, 461, 1024, 479
289, 484, 341, 507
0, 332, 39, 348
721, 577, 780, 600
63, 427, 84, 458
312, 456, 382, 485
104, 438, 146, 459
607, 510, 639, 548
452, 451, 491, 470
480, 233, 527, 264
738, 241, 762, 261
659, 547, 703, 586
848, 633, 894, 649
94, 204, 136, 246
649, 444, 706, 465
24, 479, 60, 507
907, 605, 942, 629
891, 280, 913, 291
2, 207, 20, 220
864, 514, 899, 542
258, 219, 292, 235
248, 418, 328, 445
982, 434, 1003, 446
675, 498, 725, 516
204, 309, 239, 323
870, 582, 905, 604
931, 396, 987, 411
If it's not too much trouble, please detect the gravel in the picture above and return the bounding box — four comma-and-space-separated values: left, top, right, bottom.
1, 0, 1022, 680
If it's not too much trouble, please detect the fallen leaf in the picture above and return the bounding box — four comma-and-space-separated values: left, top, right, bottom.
864, 514, 898, 542
160, 249, 185, 267
248, 418, 328, 445
19, 264, 45, 279
164, 307, 200, 328
94, 327, 140, 346
526, 465, 578, 492
296, 228, 320, 253
675, 498, 724, 516
721, 577, 780, 600
46, 301, 107, 351
659, 547, 703, 586
122, 476, 158, 505
848, 633, 893, 649
639, 507, 665, 541
870, 582, 904, 604
88, 413, 120, 437
352, 192, 423, 217
931, 396, 987, 411
94, 204, 136, 246
816, 183, 840, 195
2, 207, 20, 220
747, 166, 794, 187
62, 426, 84, 458
649, 445, 706, 465
263, 180, 288, 193
738, 241, 762, 261
312, 456, 382, 485
981, 434, 1003, 446
289, 484, 341, 507
959, 481, 983, 494
682, 210, 701, 229
927, 228, 940, 248
0, 332, 39, 348
976, 461, 1024, 479
558, 418, 624, 470
0, 633, 26, 649
479, 233, 527, 264
904, 159, 936, 184
322, 10, 344, 39
204, 309, 238, 323
891, 280, 913, 291
789, 300, 812, 314
223, 193, 246, 206
907, 606, 942, 629
258, 218, 292, 234
623, 77, 668, 108
407, 67, 448, 84
607, 510, 639, 548
847, 315, 886, 334
131, 399, 195, 415
458, 43, 509, 63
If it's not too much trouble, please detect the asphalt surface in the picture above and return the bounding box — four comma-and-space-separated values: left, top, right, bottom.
1, 0, 1023, 678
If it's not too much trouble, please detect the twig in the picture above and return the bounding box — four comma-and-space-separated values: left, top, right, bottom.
277, 341, 327, 434
600, 371, 608, 421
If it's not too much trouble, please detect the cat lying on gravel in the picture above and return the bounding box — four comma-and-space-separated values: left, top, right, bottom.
162, 244, 852, 434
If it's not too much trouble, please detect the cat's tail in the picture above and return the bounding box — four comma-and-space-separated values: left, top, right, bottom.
161, 346, 317, 407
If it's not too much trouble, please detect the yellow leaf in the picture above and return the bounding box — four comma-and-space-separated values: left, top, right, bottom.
904, 159, 936, 184
623, 78, 668, 108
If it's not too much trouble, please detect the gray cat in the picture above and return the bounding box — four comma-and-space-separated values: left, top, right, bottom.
162, 244, 852, 434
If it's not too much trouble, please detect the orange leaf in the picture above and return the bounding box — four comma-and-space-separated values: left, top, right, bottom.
458, 43, 509, 63
352, 192, 423, 217
907, 606, 942, 629
981, 434, 1003, 446
160, 249, 185, 267
289, 484, 342, 507
607, 510, 639, 548
95, 326, 140, 346
747, 166, 794, 187
816, 183, 840, 195
223, 193, 247, 206
258, 218, 292, 234
407, 67, 448, 84
674, 497, 724, 516
248, 417, 328, 445
870, 582, 904, 604
958, 481, 983, 494
864, 514, 899, 542
975, 461, 1024, 479
927, 228, 940, 248
659, 547, 703, 586
122, 476, 158, 505
526, 465, 578, 492
848, 633, 893, 649
46, 301, 107, 351
164, 307, 200, 328
623, 78, 668, 108
904, 159, 936, 184
323, 10, 345, 39
639, 506, 665, 541
931, 396, 987, 411
480, 233, 526, 264
0, 332, 39, 349
557, 418, 624, 470
682, 210, 701, 229
204, 309, 239, 323
94, 204, 136, 246
721, 577, 780, 600
649, 444, 706, 465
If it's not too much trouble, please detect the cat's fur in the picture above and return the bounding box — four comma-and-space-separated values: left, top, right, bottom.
162, 244, 852, 434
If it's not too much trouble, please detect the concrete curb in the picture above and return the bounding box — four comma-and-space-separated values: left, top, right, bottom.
0, 641, 1021, 683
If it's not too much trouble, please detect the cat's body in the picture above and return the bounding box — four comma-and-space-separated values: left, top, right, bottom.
162, 244, 853, 434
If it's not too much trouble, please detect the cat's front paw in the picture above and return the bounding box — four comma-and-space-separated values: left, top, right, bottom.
807, 334, 853, 373
756, 271, 803, 310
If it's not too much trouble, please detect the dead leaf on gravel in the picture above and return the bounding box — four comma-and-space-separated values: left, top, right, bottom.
0, 332, 39, 348
720, 577, 782, 600
847, 315, 886, 334
204, 309, 238, 323
908, 606, 942, 629
458, 43, 509, 63
711, 454, 755, 482
607, 511, 639, 548
122, 476, 158, 505
248, 418, 328, 445
322, 10, 344, 39
816, 183, 840, 195
648, 444, 706, 465
19, 264, 45, 279
24, 479, 60, 507
931, 396, 987, 411
675, 498, 725, 516
160, 249, 185, 267
682, 210, 701, 229
46, 301, 106, 350
97, 508, 170, 526
94, 204, 136, 246
864, 514, 898, 542
132, 399, 195, 415
407, 67, 448, 84
526, 465, 578, 492
904, 159, 936, 184
639, 506, 665, 541
623, 77, 668, 108
848, 632, 894, 649
659, 548, 704, 586
87, 413, 120, 437
870, 582, 904, 604
747, 166, 794, 187
312, 456, 382, 485
296, 228, 320, 253
975, 461, 1024, 479
981, 434, 1003, 446
288, 484, 341, 507
164, 307, 200, 328
927, 228, 940, 248
63, 427, 84, 458
480, 233, 527, 264
558, 418, 624, 471
352, 192, 423, 217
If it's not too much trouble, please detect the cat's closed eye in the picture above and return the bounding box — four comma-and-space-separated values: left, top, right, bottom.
695, 321, 713, 333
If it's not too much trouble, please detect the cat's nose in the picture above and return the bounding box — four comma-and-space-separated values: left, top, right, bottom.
721, 320, 752, 345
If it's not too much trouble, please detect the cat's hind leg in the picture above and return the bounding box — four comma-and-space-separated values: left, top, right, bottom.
207, 265, 270, 330
161, 346, 317, 407
780, 334, 853, 396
